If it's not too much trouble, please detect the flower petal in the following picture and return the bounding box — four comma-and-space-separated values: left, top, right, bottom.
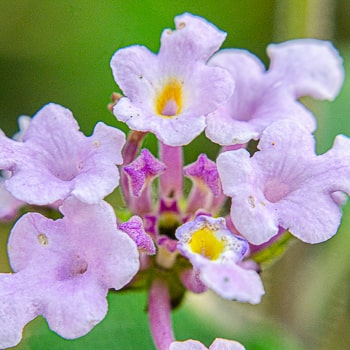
111, 45, 158, 105
267, 39, 344, 100
200, 262, 265, 304
210, 338, 246, 350
217, 149, 279, 244
160, 13, 227, 63
0, 273, 40, 349
42, 275, 108, 339
170, 340, 207, 350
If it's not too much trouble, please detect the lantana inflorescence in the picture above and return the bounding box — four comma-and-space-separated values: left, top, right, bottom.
0, 12, 348, 350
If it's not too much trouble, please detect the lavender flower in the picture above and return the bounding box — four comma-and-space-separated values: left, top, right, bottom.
176, 215, 264, 303
217, 120, 350, 244
0, 197, 139, 348
0, 103, 125, 205
206, 39, 344, 145
110, 13, 234, 146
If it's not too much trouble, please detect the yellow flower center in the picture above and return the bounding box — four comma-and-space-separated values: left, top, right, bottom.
156, 79, 183, 117
189, 226, 225, 260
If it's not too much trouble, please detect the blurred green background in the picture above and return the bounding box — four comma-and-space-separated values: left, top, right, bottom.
1, 1, 350, 349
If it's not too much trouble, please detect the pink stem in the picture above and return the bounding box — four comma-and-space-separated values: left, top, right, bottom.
148, 279, 175, 350
159, 143, 183, 199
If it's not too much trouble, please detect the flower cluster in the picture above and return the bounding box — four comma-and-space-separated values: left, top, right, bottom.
0, 12, 348, 350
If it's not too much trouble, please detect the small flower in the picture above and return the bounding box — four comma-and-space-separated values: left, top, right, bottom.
176, 215, 264, 303
0, 196, 139, 348
217, 120, 350, 245
206, 39, 344, 145
170, 338, 246, 350
0, 103, 125, 205
110, 13, 234, 146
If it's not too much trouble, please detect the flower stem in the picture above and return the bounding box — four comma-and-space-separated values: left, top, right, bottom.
148, 278, 175, 350
159, 143, 183, 199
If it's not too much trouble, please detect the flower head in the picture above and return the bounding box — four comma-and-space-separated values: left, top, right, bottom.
176, 215, 264, 303
111, 13, 234, 146
206, 39, 344, 145
0, 103, 125, 205
217, 120, 350, 244
0, 197, 139, 348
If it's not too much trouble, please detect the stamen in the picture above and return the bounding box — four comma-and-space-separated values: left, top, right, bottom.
156, 79, 183, 117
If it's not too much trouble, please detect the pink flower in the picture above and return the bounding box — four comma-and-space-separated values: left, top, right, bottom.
206, 39, 344, 145
217, 120, 350, 244
176, 215, 264, 303
0, 103, 125, 205
111, 13, 234, 146
0, 197, 139, 348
